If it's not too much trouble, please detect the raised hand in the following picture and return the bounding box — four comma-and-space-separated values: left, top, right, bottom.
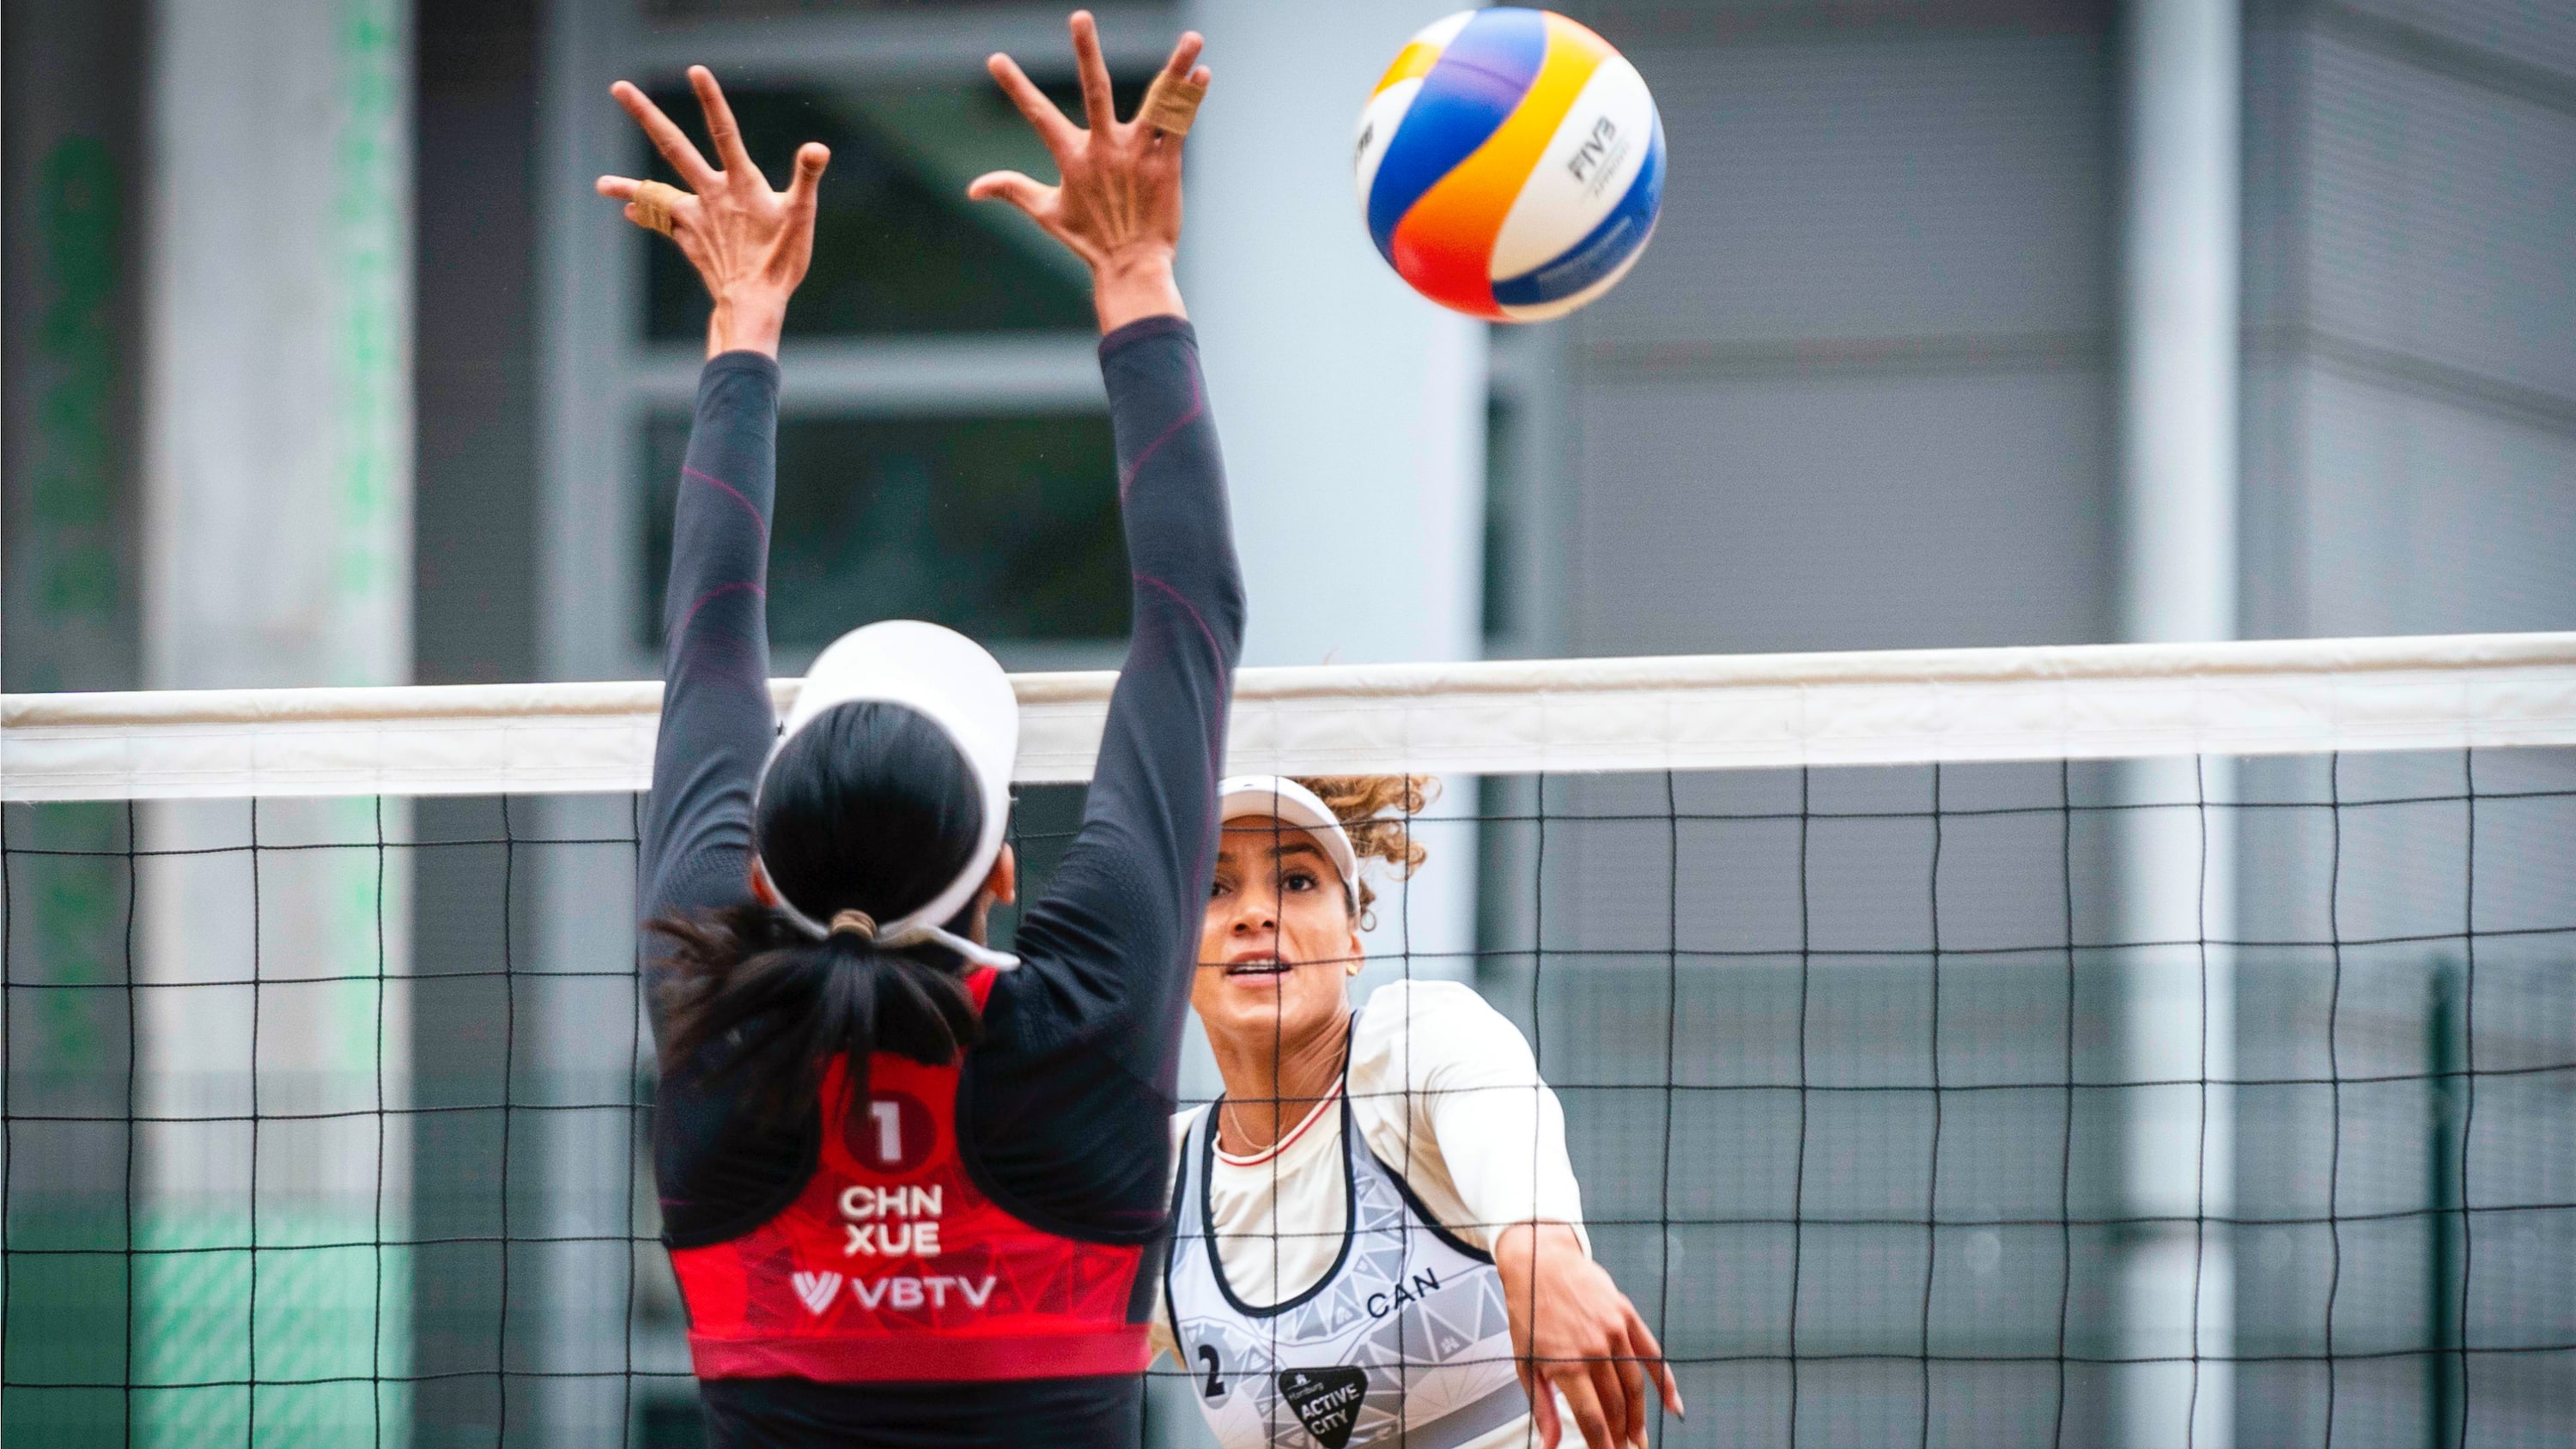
968, 11, 1209, 332
596, 66, 829, 360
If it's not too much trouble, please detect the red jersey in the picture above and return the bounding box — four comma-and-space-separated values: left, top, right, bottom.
668, 970, 1151, 1382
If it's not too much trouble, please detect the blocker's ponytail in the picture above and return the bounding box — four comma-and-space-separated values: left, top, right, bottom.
653, 701, 991, 1121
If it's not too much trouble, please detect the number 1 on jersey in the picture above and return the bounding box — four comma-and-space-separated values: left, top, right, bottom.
849, 1089, 931, 1173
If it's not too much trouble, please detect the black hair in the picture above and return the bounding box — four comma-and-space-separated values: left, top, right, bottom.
653, 700, 990, 1121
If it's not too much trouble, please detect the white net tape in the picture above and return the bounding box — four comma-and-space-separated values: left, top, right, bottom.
9, 632, 2576, 801
11, 633, 2576, 1445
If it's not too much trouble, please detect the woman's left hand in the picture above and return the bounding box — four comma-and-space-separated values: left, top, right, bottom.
1494, 1222, 1685, 1449
968, 12, 1208, 332
596, 66, 829, 359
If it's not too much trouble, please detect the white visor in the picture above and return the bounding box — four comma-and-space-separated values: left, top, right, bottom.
760, 621, 1019, 970
1216, 775, 1360, 895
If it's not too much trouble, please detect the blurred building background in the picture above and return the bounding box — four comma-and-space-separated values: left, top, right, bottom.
4, 0, 2571, 1446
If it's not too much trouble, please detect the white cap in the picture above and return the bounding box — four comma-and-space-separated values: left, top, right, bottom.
1216, 775, 1360, 894
761, 621, 1020, 970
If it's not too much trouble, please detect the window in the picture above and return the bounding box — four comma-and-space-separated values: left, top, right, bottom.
545, 4, 1177, 682
639, 409, 1127, 651
1482, 323, 1566, 659
637, 79, 1104, 337
629, 67, 1157, 667
1483, 394, 1522, 642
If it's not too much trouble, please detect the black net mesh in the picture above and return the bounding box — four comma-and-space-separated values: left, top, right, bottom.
4, 749, 2572, 1447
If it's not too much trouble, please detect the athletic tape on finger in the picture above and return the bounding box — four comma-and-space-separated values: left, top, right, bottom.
1139, 73, 1206, 136
630, 179, 686, 237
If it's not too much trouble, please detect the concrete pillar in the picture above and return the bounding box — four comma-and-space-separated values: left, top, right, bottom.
137, 0, 415, 1441
1175, 0, 1488, 1020
2120, 0, 2241, 653
1152, 4, 1485, 1440
2116, 0, 2239, 1444
2, 4, 149, 1442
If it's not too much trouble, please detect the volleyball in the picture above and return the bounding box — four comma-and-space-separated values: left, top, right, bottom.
1354, 7, 1665, 322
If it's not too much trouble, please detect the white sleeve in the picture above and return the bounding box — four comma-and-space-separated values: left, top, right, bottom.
1354, 980, 1590, 1258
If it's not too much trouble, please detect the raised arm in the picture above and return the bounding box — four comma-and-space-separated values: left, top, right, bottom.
954, 15, 1244, 1235
607, 70, 849, 1243
1019, 309, 1242, 1062
608, 68, 829, 942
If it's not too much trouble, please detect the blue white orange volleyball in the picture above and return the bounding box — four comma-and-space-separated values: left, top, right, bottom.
1355, 8, 1665, 322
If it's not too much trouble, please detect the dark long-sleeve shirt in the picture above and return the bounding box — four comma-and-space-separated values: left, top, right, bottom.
637, 318, 1241, 1445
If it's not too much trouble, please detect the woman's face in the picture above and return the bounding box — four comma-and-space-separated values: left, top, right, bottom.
1194, 815, 1364, 1054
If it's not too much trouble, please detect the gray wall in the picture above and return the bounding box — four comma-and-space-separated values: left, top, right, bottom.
1477, 1, 2573, 1445
2233, 2, 2576, 1440
1566, 4, 2118, 659
1485, 6, 2130, 1444
2241, 0, 2576, 641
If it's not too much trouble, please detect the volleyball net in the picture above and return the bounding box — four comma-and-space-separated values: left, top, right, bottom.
5, 632, 2574, 1448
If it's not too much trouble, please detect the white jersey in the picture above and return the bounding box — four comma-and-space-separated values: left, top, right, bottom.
1165, 1083, 1525, 1449
1154, 982, 1589, 1449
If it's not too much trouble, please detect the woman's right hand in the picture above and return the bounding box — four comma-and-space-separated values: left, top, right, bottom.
1495, 1222, 1685, 1449
969, 12, 1209, 333
596, 66, 829, 360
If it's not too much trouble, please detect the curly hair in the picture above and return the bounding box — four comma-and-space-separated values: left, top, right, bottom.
1291, 774, 1440, 930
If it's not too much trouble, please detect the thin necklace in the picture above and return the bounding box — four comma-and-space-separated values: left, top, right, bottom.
1219, 1084, 1341, 1163
1220, 1037, 1349, 1155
